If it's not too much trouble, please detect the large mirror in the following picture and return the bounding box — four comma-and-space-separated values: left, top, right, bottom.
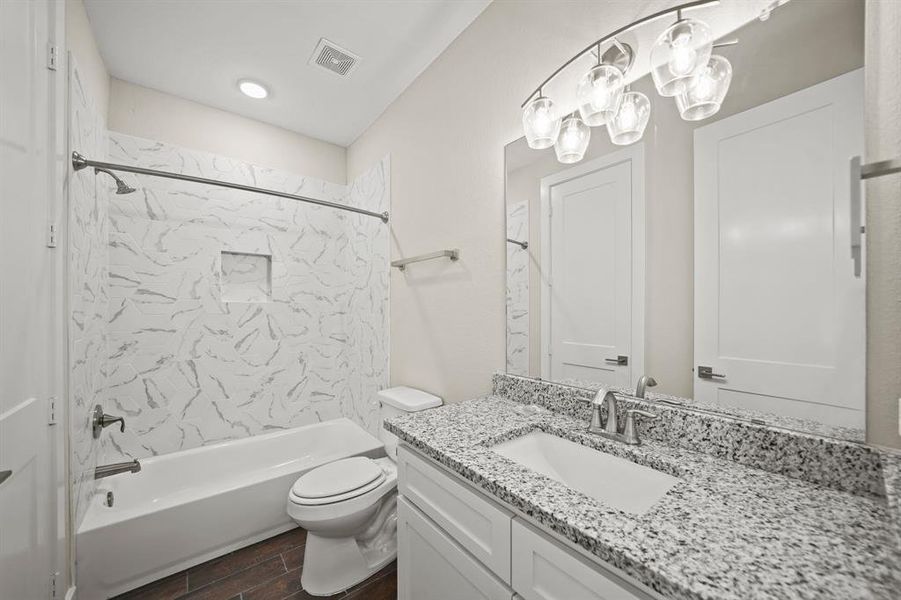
505, 0, 866, 441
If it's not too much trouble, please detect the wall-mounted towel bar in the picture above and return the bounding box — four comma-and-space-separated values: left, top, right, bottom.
859, 157, 901, 180
391, 249, 459, 271
507, 238, 529, 250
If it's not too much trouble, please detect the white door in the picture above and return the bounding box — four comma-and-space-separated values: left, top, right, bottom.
541, 149, 644, 388
0, 0, 58, 598
694, 69, 865, 428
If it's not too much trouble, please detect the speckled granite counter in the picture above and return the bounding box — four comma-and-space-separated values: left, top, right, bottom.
386, 396, 901, 600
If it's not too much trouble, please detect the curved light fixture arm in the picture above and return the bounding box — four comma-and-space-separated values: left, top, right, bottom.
521, 0, 720, 108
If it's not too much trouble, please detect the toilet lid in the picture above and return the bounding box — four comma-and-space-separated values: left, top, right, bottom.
291, 457, 384, 499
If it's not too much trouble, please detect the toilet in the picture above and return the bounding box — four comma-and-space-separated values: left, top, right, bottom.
286, 386, 442, 596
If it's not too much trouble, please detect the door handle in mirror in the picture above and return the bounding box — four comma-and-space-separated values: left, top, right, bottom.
605, 355, 628, 366
698, 366, 726, 380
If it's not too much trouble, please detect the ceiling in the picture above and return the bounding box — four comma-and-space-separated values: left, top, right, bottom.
85, 0, 491, 146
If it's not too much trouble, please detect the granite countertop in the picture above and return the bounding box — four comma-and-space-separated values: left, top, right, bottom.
386, 396, 901, 600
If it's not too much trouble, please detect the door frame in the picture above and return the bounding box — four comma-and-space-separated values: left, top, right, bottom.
539, 145, 646, 387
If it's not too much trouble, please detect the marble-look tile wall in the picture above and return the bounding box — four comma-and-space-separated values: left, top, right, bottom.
68, 60, 109, 530
102, 133, 389, 460
505, 200, 529, 376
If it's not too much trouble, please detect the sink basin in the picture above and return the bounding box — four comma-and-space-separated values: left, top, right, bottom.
491, 431, 679, 516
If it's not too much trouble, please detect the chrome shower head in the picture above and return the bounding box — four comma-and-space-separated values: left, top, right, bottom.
93, 167, 136, 195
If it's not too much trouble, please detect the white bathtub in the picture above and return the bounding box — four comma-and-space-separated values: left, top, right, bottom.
76, 418, 384, 599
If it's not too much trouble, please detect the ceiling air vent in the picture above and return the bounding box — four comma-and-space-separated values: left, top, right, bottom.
309, 38, 360, 77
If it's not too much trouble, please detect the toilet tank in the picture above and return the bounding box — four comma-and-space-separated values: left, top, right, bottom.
377, 386, 442, 460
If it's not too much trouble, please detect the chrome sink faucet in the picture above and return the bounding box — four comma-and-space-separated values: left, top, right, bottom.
635, 375, 657, 399
588, 385, 658, 445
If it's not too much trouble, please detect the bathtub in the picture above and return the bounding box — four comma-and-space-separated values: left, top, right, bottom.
76, 418, 384, 599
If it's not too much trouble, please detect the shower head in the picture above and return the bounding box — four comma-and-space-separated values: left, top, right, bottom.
93, 167, 136, 195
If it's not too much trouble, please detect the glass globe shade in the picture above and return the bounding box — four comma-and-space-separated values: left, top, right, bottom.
675, 55, 732, 121
650, 18, 713, 97
554, 114, 591, 164
606, 91, 650, 146
576, 64, 625, 126
522, 96, 561, 149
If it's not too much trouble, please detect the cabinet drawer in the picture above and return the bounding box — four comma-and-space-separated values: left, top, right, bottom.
398, 445, 513, 583
512, 521, 650, 600
398, 497, 515, 600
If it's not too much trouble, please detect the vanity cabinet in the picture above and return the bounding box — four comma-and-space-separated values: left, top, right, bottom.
397, 445, 660, 600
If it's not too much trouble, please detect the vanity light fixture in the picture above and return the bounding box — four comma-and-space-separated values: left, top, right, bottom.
519, 0, 731, 163
555, 113, 591, 164
238, 79, 269, 99
675, 54, 733, 121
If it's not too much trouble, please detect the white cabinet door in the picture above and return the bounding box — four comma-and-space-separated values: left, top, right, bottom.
512, 521, 652, 600
398, 445, 513, 583
541, 149, 644, 388
398, 497, 515, 600
0, 1, 57, 599
694, 69, 865, 428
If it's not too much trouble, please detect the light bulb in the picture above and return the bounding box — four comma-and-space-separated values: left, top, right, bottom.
618, 101, 638, 130
554, 114, 590, 164
692, 69, 716, 100
650, 18, 713, 97
606, 91, 650, 146
522, 96, 561, 149
669, 35, 698, 77
576, 64, 624, 127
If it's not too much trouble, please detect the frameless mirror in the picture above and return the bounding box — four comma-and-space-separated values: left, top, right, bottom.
505, 0, 867, 441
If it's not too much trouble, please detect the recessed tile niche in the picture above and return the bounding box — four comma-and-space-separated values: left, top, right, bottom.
220, 251, 272, 303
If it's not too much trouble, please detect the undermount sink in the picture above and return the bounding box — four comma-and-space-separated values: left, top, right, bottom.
491, 431, 679, 516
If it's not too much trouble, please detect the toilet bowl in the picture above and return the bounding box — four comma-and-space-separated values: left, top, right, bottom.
286, 386, 442, 596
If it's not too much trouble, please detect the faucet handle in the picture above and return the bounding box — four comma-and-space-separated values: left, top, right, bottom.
92, 405, 126, 438
623, 409, 658, 445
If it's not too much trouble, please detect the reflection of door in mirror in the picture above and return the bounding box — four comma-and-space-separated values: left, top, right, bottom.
540, 149, 644, 389
694, 69, 865, 429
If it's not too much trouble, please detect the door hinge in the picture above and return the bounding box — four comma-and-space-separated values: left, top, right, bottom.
50, 571, 59, 599
48, 397, 57, 426
47, 222, 58, 248
47, 45, 59, 71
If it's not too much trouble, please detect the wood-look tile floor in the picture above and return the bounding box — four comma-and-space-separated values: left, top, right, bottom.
112, 527, 396, 600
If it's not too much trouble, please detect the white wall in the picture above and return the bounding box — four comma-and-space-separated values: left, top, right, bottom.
108, 79, 347, 184
66, 0, 109, 119
865, 0, 901, 449
347, 1, 674, 403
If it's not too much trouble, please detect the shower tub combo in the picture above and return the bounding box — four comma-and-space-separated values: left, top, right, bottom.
76, 418, 384, 599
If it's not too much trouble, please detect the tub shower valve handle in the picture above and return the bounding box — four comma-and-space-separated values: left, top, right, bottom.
92, 404, 126, 439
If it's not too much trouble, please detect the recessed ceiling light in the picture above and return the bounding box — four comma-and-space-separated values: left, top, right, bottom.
238, 80, 268, 99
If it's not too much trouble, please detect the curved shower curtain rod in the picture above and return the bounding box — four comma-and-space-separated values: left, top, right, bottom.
71, 151, 390, 223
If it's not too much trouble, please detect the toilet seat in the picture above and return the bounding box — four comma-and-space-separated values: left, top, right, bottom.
287, 458, 397, 523
291, 457, 385, 504
290, 472, 387, 506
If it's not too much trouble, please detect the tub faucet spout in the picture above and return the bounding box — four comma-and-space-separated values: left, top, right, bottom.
95, 460, 141, 480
